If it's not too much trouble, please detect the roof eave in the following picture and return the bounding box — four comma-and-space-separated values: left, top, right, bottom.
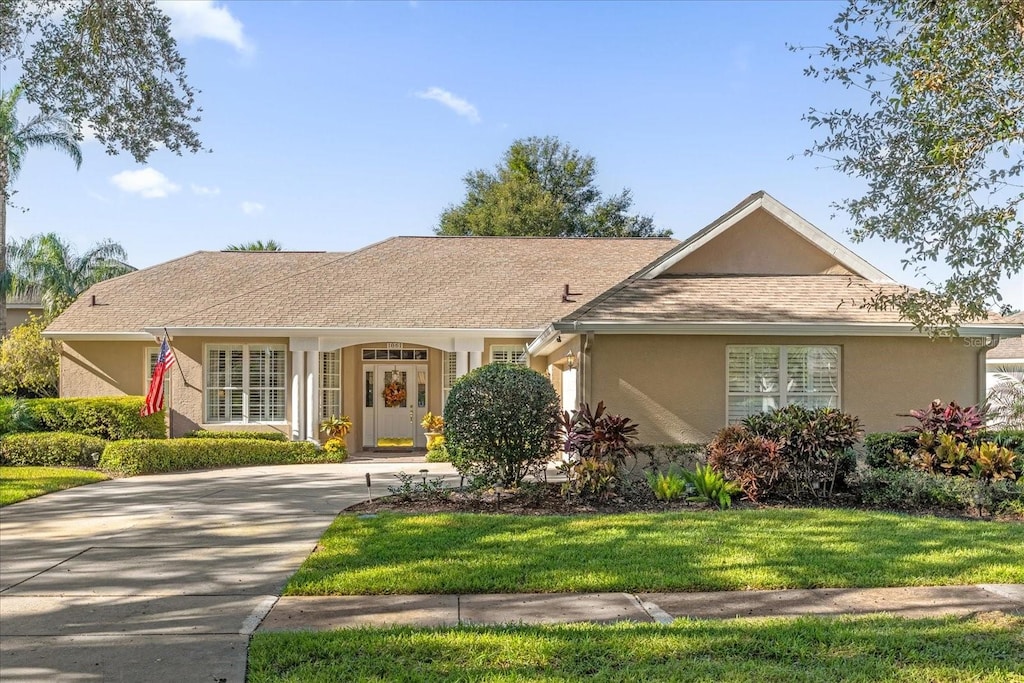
551, 321, 1024, 337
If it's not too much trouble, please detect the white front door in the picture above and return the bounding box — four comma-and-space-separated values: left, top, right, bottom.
370, 364, 428, 448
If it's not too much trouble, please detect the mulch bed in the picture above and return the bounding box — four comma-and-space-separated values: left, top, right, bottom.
347, 480, 1020, 521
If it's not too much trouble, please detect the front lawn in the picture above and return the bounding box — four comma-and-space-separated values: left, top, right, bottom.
249, 613, 1024, 682
286, 509, 1024, 595
0, 466, 108, 506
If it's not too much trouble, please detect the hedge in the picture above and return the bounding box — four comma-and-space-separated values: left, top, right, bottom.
0, 432, 108, 467
26, 397, 165, 440
183, 430, 287, 441
854, 467, 1023, 515
99, 438, 343, 476
863, 432, 921, 468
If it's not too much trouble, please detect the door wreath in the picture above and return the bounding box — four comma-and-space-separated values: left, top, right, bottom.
383, 377, 407, 407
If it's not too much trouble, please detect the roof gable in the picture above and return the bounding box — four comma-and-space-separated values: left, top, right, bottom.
641, 191, 893, 282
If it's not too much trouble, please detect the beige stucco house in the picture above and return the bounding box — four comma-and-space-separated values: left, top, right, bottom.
45, 192, 1023, 447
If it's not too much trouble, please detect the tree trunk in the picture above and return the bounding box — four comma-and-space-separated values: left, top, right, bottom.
1, 160, 7, 339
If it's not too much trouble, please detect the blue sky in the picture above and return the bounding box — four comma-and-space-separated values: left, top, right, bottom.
6, 0, 1022, 309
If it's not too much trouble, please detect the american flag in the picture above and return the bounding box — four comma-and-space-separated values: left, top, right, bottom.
141, 338, 177, 417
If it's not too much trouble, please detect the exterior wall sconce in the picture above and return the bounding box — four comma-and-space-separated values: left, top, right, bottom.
565, 350, 577, 371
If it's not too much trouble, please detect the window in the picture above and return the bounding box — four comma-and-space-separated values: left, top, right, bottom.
320, 350, 341, 420
442, 351, 457, 407
490, 344, 528, 366
145, 347, 161, 393
205, 344, 286, 423
361, 348, 427, 361
727, 345, 839, 422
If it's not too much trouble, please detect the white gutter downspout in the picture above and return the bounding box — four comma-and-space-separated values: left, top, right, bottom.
980, 336, 1000, 406
582, 332, 594, 408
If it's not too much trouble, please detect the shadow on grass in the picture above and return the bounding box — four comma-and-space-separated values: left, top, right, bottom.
248, 613, 1024, 682
286, 509, 1024, 594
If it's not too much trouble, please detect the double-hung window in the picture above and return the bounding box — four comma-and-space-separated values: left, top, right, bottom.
490, 345, 528, 366
727, 345, 840, 422
205, 344, 286, 423
442, 351, 457, 408
319, 350, 341, 420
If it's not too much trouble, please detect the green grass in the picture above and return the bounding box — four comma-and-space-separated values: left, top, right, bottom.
0, 466, 108, 506
248, 613, 1024, 682
286, 510, 1024, 595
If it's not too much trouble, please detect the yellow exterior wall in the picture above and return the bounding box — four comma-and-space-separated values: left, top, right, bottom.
591, 334, 980, 444
61, 341, 153, 397
666, 209, 852, 276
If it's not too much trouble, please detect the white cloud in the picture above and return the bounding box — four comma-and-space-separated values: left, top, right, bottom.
191, 183, 221, 197
159, 1, 253, 54
241, 201, 265, 215
110, 168, 181, 199
415, 87, 480, 124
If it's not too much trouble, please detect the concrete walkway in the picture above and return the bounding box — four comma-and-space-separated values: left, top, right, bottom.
0, 458, 455, 683
2, 460, 1022, 682
261, 584, 1024, 631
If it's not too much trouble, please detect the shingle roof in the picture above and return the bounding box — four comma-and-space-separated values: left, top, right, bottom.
47, 237, 679, 333
561, 275, 988, 325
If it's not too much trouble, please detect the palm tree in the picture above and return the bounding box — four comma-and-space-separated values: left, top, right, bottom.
8, 233, 135, 318
987, 367, 1024, 429
225, 240, 283, 251
1, 84, 83, 335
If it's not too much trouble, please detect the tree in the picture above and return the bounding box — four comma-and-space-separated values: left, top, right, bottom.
8, 233, 134, 318
2, 1, 203, 335
0, 84, 82, 336
225, 240, 284, 252
0, 314, 59, 397
437, 136, 670, 237
799, 0, 1024, 332
2, 0, 202, 162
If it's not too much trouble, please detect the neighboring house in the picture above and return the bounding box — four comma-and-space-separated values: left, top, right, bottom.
6, 287, 44, 330
986, 311, 1024, 417
44, 191, 1024, 446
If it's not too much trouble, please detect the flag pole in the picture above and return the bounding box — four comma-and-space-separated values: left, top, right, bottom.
163, 327, 188, 386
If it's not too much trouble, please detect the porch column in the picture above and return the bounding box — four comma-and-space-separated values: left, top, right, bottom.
454, 352, 469, 378
469, 351, 483, 370
291, 351, 305, 441
305, 350, 319, 442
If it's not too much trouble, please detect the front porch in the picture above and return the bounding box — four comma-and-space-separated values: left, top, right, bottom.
286, 333, 565, 449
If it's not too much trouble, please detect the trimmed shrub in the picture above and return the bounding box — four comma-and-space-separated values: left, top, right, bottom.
26, 397, 165, 440
444, 363, 560, 487
99, 438, 340, 476
0, 431, 107, 467
636, 443, 707, 473
854, 467, 1022, 515
863, 431, 921, 468
183, 430, 287, 441
0, 396, 38, 436
425, 444, 451, 462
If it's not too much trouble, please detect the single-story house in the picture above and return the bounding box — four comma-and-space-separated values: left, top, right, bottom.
986, 311, 1024, 417
44, 191, 1024, 447
5, 287, 44, 331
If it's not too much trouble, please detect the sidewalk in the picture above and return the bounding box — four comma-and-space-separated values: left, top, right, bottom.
259, 584, 1024, 631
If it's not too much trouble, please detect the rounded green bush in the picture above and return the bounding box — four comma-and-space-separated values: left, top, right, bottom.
0, 431, 107, 467
443, 363, 560, 486
25, 397, 166, 440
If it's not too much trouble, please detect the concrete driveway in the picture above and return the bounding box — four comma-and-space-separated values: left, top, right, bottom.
0, 459, 452, 683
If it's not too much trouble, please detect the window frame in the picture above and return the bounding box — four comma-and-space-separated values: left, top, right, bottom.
204, 343, 288, 424
725, 344, 841, 423
490, 344, 529, 366
319, 350, 342, 420
144, 346, 161, 394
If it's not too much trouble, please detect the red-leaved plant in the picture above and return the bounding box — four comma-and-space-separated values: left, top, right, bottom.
902, 399, 986, 441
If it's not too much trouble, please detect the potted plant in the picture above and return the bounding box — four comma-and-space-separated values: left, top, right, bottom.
319, 415, 353, 446
420, 412, 444, 449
